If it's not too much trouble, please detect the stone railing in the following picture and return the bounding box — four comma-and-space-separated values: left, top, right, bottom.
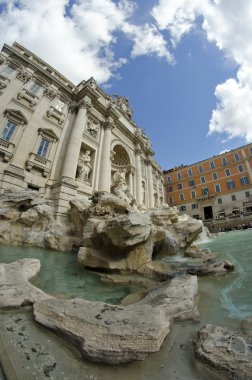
25, 153, 51, 177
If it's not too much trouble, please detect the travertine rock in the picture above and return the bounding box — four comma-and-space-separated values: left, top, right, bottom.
34, 298, 170, 364
0, 259, 50, 308
195, 324, 252, 379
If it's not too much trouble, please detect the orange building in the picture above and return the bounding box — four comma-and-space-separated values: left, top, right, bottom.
163, 143, 252, 227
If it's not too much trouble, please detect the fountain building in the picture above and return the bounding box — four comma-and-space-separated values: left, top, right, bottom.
0, 42, 164, 216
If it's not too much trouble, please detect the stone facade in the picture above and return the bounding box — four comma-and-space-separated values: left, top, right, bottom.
0, 42, 164, 217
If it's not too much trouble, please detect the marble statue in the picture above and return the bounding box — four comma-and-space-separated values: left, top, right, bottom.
113, 169, 136, 208
77, 150, 92, 182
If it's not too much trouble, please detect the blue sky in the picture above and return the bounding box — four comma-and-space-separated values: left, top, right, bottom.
0, 0, 252, 169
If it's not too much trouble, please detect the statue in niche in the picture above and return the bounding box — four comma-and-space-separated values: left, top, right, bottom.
113, 169, 137, 209
76, 150, 92, 182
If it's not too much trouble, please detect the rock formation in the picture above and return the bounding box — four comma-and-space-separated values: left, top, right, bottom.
195, 324, 252, 379
0, 258, 50, 308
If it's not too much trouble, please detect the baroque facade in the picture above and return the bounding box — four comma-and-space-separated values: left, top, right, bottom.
163, 144, 252, 229
0, 42, 164, 216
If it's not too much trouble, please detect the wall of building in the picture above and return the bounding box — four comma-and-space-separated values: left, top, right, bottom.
0, 42, 164, 217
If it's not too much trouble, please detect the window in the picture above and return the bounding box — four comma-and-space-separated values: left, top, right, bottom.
215, 184, 221, 193
37, 138, 50, 158
167, 176, 171, 183
192, 203, 198, 209
234, 153, 240, 161
245, 191, 250, 198
227, 180, 235, 189
231, 194, 236, 201
201, 187, 209, 196
188, 169, 192, 176
218, 198, 222, 204
54, 99, 65, 112
0, 65, 15, 78
238, 164, 243, 172
225, 169, 231, 176
28, 82, 42, 95
180, 205, 186, 211
222, 157, 227, 165
213, 172, 218, 180
200, 176, 206, 184
169, 196, 174, 204
210, 161, 215, 169
188, 179, 195, 187
0, 120, 17, 141
191, 190, 196, 199
179, 193, 185, 201
241, 176, 249, 185
167, 186, 173, 192
177, 183, 183, 190
177, 172, 181, 180
198, 165, 203, 173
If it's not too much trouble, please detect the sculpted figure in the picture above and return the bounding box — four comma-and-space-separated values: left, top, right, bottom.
113, 169, 136, 208
77, 150, 92, 182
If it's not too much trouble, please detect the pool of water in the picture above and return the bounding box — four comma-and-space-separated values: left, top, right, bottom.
0, 244, 131, 304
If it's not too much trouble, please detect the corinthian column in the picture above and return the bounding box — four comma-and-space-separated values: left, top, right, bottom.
147, 159, 154, 208
135, 146, 143, 205
61, 98, 91, 180
98, 117, 114, 192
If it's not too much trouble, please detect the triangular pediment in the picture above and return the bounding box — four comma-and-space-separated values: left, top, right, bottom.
4, 109, 28, 124
38, 128, 59, 141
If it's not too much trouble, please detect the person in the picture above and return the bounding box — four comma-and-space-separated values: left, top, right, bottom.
77, 150, 92, 182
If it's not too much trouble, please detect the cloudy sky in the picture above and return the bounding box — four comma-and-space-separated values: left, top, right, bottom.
0, 0, 251, 169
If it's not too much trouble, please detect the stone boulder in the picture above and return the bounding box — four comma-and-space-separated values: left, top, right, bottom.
195, 324, 252, 379
0, 259, 51, 308
34, 298, 170, 364
172, 215, 203, 248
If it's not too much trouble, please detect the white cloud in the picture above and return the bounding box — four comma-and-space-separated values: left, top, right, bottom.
151, 0, 252, 143
0, 0, 173, 84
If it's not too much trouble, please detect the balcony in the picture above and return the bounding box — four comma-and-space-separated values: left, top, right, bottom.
25, 153, 51, 177
0, 138, 15, 162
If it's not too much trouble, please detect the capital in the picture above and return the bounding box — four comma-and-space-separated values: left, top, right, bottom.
78, 97, 92, 112
103, 117, 115, 130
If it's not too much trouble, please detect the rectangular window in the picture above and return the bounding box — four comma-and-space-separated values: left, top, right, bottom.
29, 82, 41, 95
231, 194, 236, 201
0, 120, 17, 141
167, 176, 171, 183
238, 164, 243, 172
198, 165, 203, 173
55, 99, 65, 112
37, 138, 50, 158
179, 193, 185, 201
188, 169, 192, 176
225, 168, 231, 176
0, 65, 15, 78
218, 198, 222, 204
169, 196, 174, 204
191, 190, 196, 199
245, 191, 250, 198
222, 157, 227, 166
210, 161, 215, 169
227, 180, 235, 189
215, 184, 221, 193
213, 172, 218, 180
240, 176, 249, 185
177, 172, 181, 180
180, 205, 186, 211
167, 186, 173, 192
192, 203, 198, 209
201, 187, 209, 196
234, 153, 240, 161
200, 176, 206, 184
188, 179, 195, 187
177, 183, 183, 190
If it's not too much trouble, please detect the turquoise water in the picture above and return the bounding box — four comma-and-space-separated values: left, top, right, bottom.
199, 229, 252, 326
0, 245, 131, 304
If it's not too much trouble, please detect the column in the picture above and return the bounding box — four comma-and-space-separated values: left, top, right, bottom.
61, 98, 91, 180
147, 159, 154, 208
135, 146, 143, 205
128, 168, 134, 195
156, 176, 161, 208
98, 118, 114, 192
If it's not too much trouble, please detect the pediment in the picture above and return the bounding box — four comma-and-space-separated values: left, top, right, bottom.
38, 128, 59, 141
4, 109, 28, 124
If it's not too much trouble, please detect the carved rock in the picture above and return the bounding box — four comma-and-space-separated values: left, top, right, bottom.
195, 324, 252, 379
